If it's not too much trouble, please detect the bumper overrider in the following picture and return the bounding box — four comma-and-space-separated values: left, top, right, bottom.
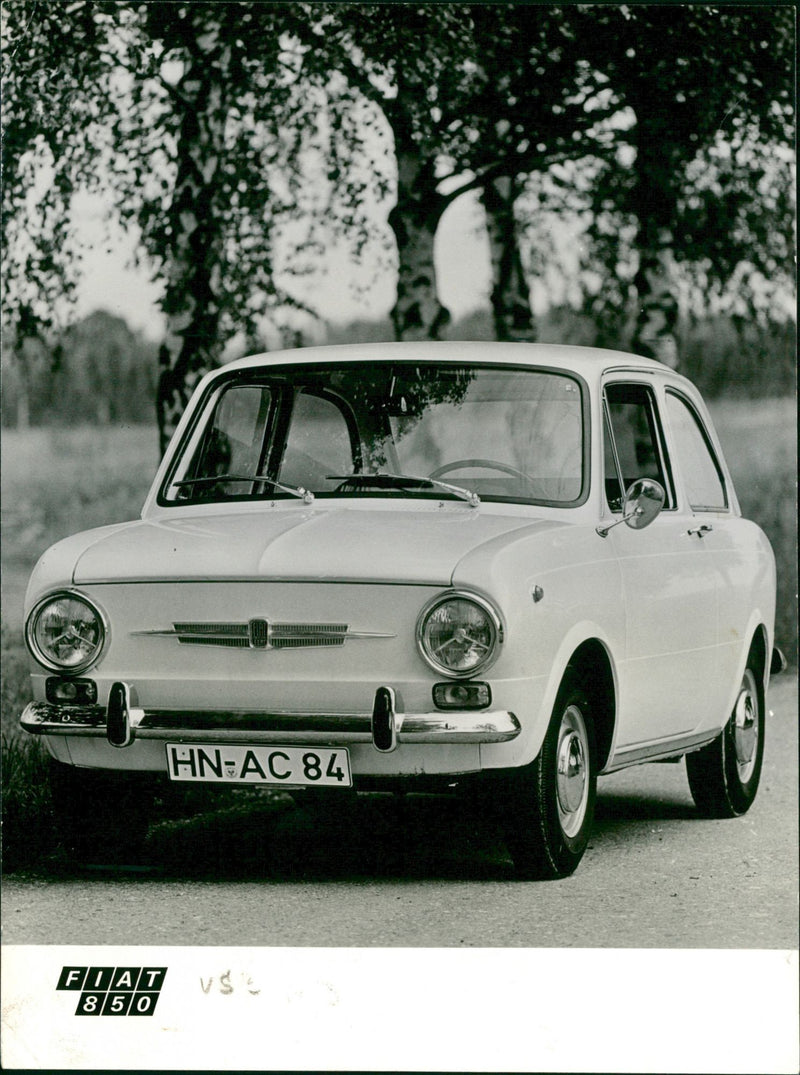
21, 682, 521, 754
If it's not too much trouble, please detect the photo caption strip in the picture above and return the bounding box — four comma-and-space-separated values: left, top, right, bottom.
57, 966, 167, 1016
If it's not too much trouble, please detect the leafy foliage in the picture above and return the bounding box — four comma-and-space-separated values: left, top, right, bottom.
1, 4, 794, 397
574, 5, 795, 332
301, 5, 481, 338
3, 4, 322, 338
2, 1, 121, 336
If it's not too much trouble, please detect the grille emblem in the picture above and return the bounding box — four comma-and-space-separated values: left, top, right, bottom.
248, 618, 269, 649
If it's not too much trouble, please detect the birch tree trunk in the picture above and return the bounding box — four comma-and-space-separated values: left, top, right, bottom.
482, 175, 537, 342
386, 103, 450, 341
155, 19, 232, 454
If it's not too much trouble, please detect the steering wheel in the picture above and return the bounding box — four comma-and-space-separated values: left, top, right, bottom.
430, 458, 532, 484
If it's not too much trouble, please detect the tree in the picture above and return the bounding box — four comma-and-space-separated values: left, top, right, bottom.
4, 0, 792, 427
462, 5, 794, 360
319, 5, 620, 346
299, 5, 480, 341
57, 311, 156, 424
144, 2, 245, 449
482, 175, 538, 342
462, 5, 620, 341
0, 310, 156, 427
575, 5, 795, 366
2, 0, 120, 425
2, 1, 361, 450
316, 5, 617, 344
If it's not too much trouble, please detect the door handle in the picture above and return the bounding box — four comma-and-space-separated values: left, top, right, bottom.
687, 524, 713, 538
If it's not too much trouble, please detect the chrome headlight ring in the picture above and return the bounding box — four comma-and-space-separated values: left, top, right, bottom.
25, 590, 109, 675
416, 591, 504, 679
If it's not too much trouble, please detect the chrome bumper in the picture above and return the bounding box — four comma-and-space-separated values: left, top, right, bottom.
20, 684, 520, 753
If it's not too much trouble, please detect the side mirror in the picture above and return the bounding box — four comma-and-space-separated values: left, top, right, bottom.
622, 478, 666, 529
597, 478, 665, 538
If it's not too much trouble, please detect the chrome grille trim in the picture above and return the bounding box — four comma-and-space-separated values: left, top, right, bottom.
269, 623, 349, 649
175, 622, 249, 647
133, 622, 394, 649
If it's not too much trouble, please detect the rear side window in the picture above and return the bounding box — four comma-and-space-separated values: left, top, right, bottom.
665, 392, 728, 511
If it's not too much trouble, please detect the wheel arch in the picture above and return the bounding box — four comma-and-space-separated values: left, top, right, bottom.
565, 638, 616, 772
747, 623, 769, 710
716, 617, 772, 734
748, 623, 768, 678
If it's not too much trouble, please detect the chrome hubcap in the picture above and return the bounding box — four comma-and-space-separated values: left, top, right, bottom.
556, 704, 590, 838
732, 670, 759, 783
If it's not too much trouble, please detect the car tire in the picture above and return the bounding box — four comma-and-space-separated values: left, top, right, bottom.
501, 668, 597, 880
48, 759, 155, 864
686, 663, 764, 818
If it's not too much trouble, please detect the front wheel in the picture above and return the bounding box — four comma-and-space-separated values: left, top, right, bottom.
686, 665, 764, 818
500, 669, 597, 880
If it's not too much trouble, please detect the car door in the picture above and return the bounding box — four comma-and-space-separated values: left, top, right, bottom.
603, 380, 721, 757
662, 388, 761, 710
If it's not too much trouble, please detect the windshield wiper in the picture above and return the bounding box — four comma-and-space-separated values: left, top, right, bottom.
172, 474, 314, 503
327, 472, 480, 508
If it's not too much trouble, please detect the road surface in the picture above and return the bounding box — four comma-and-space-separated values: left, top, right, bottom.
3, 677, 797, 949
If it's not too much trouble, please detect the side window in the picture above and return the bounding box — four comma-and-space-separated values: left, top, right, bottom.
604, 383, 672, 511
280, 391, 355, 491
665, 392, 728, 511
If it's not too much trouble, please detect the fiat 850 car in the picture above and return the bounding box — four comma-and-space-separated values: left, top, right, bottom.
21, 342, 783, 878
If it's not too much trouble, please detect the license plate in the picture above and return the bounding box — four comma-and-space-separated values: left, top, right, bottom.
165, 743, 352, 787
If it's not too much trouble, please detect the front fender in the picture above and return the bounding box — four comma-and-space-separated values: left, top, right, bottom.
24, 523, 135, 613
480, 620, 619, 770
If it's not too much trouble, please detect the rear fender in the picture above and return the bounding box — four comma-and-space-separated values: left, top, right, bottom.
726, 613, 771, 715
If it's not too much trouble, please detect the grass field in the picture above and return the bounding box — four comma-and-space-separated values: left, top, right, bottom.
1, 425, 160, 628
1, 400, 796, 868
709, 397, 797, 662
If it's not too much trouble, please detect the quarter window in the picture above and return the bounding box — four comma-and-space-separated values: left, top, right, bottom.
189, 384, 271, 496
665, 392, 727, 511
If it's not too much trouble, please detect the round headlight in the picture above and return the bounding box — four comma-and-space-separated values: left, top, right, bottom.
26, 592, 107, 674
417, 592, 503, 678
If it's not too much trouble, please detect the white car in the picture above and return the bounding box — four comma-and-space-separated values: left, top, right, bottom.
21, 342, 783, 878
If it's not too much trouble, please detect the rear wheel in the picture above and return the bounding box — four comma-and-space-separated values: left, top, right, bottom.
48, 760, 155, 864
686, 664, 764, 818
501, 669, 597, 880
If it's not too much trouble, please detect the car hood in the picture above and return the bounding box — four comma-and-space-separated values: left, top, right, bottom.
69, 505, 558, 587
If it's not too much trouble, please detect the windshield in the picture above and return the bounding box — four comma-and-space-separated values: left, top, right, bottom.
161, 362, 586, 506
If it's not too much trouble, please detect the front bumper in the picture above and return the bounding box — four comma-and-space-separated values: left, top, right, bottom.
21, 683, 521, 754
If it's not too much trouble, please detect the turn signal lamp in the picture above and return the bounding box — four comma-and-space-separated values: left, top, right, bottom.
433, 682, 492, 710
45, 677, 98, 705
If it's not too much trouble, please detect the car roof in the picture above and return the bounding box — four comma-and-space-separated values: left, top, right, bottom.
219, 341, 672, 383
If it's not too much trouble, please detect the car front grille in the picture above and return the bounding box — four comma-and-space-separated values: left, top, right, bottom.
171, 621, 351, 650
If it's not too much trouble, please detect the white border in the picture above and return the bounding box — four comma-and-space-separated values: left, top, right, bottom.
2, 945, 799, 1072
